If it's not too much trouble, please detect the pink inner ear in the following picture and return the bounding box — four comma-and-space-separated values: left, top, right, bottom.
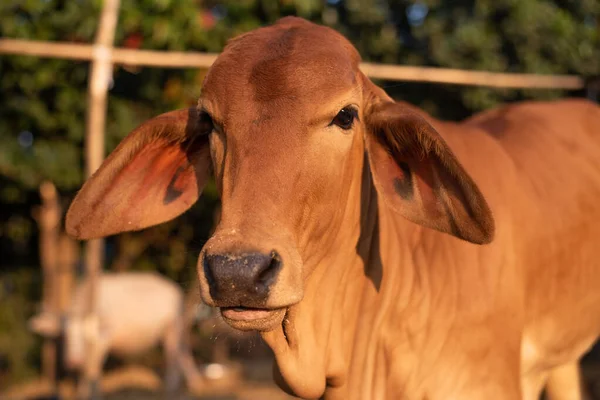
110, 140, 201, 227
66, 107, 212, 240
125, 142, 197, 202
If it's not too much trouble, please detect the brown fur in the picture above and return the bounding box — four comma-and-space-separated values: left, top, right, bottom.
67, 17, 600, 400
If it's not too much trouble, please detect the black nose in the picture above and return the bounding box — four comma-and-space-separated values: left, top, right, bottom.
203, 250, 282, 306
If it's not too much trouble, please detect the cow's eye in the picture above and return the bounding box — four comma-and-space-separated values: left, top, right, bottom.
331, 107, 358, 130
198, 111, 214, 135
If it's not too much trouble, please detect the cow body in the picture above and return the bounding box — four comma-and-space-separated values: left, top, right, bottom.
326, 99, 600, 399
460, 100, 600, 399
65, 17, 600, 400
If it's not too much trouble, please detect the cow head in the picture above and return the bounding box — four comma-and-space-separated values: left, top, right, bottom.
67, 16, 493, 397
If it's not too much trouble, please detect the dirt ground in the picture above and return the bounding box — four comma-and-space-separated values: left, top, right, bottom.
104, 348, 600, 400
4, 344, 600, 400
104, 385, 293, 400
100, 350, 600, 400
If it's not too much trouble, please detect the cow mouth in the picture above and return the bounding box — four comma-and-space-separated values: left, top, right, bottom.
220, 306, 286, 331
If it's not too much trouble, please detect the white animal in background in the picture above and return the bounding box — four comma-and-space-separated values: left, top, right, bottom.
30, 272, 203, 399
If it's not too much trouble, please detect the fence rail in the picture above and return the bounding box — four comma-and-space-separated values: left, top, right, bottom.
0, 37, 585, 89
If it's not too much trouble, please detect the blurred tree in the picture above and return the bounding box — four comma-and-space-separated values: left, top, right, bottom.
0, 0, 218, 274
0, 0, 220, 384
0, 0, 598, 385
388, 0, 600, 114
0, 270, 40, 387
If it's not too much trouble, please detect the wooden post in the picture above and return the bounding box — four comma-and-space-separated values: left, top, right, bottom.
57, 235, 77, 312
82, 3, 120, 395
33, 181, 61, 386
84, 0, 120, 319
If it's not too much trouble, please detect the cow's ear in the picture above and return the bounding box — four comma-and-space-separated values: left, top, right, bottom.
66, 108, 211, 240
365, 101, 494, 244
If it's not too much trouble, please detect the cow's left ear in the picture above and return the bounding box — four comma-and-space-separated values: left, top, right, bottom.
365, 101, 494, 244
66, 108, 211, 240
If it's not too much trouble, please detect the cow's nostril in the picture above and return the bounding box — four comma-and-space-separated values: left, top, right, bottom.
257, 250, 282, 286
203, 256, 217, 288
203, 250, 283, 306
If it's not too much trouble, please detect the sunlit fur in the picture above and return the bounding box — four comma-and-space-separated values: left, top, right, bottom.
67, 17, 600, 400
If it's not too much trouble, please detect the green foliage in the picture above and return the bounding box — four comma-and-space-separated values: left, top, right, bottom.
0, 270, 41, 386
399, 0, 600, 110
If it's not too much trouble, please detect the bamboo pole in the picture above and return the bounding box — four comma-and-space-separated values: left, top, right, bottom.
0, 37, 585, 90
83, 0, 120, 380
32, 182, 61, 387
0, 38, 219, 68
57, 235, 77, 312
359, 62, 584, 90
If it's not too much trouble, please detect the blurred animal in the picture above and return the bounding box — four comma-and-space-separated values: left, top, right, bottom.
65, 17, 600, 400
30, 272, 203, 399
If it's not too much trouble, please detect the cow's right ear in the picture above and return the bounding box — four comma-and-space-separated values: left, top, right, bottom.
66, 108, 212, 240
364, 101, 494, 244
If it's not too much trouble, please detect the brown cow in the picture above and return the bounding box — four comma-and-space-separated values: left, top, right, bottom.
65, 17, 600, 400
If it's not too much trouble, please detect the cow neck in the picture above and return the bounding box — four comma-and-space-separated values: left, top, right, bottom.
261, 152, 398, 399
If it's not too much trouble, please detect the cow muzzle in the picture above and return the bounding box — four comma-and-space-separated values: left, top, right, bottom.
198, 234, 303, 331
204, 250, 282, 306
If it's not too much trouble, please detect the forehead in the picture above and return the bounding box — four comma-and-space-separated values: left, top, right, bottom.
200, 18, 361, 116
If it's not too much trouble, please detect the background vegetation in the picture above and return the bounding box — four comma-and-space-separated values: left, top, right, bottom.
0, 0, 598, 386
